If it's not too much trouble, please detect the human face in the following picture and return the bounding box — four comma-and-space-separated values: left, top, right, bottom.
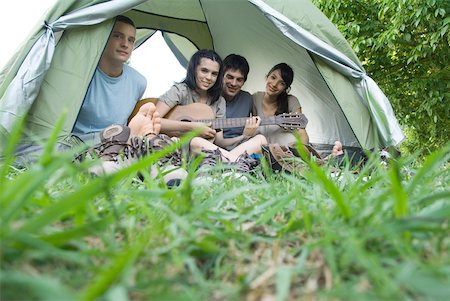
102, 21, 136, 65
265, 69, 288, 96
195, 58, 220, 92
223, 68, 246, 101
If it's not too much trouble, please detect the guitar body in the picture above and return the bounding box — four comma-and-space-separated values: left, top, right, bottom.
162, 103, 216, 139
166, 103, 215, 122
128, 98, 215, 123
129, 99, 217, 138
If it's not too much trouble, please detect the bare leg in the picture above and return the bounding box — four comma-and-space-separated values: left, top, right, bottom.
229, 134, 267, 159
128, 102, 161, 138
190, 134, 267, 162
190, 137, 235, 161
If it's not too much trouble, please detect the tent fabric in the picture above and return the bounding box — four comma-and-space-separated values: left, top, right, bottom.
0, 0, 404, 153
0, 0, 146, 138
249, 0, 403, 146
26, 21, 113, 140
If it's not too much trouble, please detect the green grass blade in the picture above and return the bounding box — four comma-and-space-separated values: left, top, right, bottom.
1, 160, 66, 225
78, 233, 147, 301
389, 159, 408, 218
408, 142, 449, 193
0, 271, 75, 301
39, 215, 115, 246
20, 177, 111, 233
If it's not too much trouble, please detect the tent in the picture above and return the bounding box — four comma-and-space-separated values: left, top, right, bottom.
0, 0, 404, 154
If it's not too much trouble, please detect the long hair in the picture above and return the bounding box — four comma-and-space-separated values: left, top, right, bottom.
182, 49, 224, 104
267, 63, 294, 115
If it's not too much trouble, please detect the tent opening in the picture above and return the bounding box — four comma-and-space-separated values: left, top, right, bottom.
130, 31, 186, 98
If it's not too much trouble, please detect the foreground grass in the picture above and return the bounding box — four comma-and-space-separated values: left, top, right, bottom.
1, 138, 449, 300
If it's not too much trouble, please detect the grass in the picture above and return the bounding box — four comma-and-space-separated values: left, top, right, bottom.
1, 123, 449, 300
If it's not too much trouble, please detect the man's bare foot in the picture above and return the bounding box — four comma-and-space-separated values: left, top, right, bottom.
331, 141, 344, 157
128, 102, 161, 138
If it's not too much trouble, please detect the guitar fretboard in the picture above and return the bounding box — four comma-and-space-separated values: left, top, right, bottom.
198, 116, 278, 129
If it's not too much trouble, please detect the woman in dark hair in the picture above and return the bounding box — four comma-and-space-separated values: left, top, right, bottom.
182, 49, 224, 105
156, 49, 225, 140
252, 63, 309, 145
155, 50, 262, 169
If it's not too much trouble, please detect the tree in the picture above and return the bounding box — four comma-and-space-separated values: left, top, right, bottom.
312, 0, 449, 156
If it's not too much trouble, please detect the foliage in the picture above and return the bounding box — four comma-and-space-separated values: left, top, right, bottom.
312, 0, 450, 156
1, 121, 449, 300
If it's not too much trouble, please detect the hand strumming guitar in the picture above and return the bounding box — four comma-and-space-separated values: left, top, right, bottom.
242, 116, 261, 138
192, 121, 217, 140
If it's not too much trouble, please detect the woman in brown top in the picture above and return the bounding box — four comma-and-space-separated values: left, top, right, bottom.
252, 63, 309, 146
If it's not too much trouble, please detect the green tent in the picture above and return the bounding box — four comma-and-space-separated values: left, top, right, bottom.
0, 0, 404, 153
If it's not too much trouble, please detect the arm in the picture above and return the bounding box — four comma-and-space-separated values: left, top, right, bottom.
297, 128, 309, 145
214, 116, 261, 148
293, 107, 309, 145
288, 95, 309, 145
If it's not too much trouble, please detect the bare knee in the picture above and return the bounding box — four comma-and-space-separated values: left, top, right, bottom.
255, 134, 267, 145
190, 137, 204, 151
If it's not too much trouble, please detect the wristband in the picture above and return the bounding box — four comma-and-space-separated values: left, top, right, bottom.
144, 131, 156, 137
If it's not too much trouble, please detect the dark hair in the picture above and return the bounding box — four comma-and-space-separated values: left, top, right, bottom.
115, 15, 136, 28
223, 54, 250, 81
267, 63, 294, 115
183, 49, 224, 104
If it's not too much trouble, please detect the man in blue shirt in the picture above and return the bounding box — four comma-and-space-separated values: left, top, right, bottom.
71, 16, 186, 185
214, 54, 265, 151
72, 15, 147, 145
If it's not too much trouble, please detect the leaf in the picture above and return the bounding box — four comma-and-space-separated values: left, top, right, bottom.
20, 177, 110, 233
1, 160, 66, 225
396, 263, 450, 298
276, 266, 292, 301
440, 25, 448, 37
39, 216, 114, 246
79, 232, 148, 301
404, 33, 411, 41
417, 197, 450, 219
0, 271, 75, 301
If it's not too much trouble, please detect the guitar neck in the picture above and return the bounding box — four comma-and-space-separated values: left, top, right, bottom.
195, 116, 278, 129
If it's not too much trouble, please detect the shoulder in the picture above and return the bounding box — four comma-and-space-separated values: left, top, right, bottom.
216, 96, 226, 117
123, 64, 144, 78
215, 96, 226, 107
287, 95, 301, 111
173, 82, 189, 92
240, 90, 252, 98
159, 83, 190, 106
234, 90, 252, 103
123, 65, 146, 86
252, 91, 264, 98
287, 94, 299, 103
165, 82, 189, 94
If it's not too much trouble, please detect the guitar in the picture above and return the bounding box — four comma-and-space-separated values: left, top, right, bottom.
166, 102, 308, 130
128, 99, 308, 136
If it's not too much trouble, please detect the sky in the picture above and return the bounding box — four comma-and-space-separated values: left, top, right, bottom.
0, 0, 186, 97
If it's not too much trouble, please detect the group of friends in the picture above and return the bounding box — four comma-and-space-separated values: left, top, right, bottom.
59, 15, 347, 183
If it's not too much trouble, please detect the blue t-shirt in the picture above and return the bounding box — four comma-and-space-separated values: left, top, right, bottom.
223, 90, 253, 138
73, 64, 146, 135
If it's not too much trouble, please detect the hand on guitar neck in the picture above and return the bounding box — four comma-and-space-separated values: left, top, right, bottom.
242, 116, 261, 138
